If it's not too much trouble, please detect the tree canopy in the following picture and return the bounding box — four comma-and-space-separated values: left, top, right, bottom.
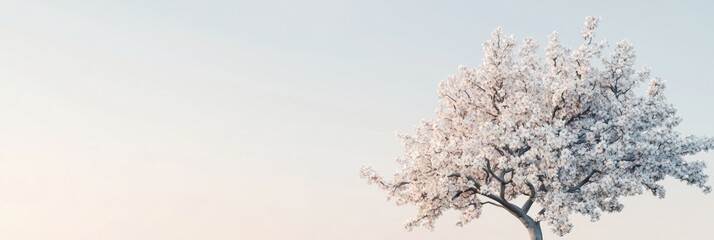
361, 17, 713, 240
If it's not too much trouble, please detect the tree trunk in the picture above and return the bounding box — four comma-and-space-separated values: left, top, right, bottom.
519, 216, 543, 240
493, 196, 543, 240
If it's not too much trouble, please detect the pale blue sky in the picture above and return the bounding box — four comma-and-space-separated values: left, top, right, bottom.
0, 1, 712, 239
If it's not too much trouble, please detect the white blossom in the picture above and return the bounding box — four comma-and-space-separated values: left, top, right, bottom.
361, 17, 714, 240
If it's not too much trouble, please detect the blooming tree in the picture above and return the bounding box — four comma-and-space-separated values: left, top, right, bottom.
360, 17, 714, 240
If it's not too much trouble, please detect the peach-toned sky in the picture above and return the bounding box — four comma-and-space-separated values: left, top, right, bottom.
0, 1, 713, 239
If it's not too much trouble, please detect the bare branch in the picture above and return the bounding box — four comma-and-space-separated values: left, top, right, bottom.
481, 201, 504, 209
523, 182, 538, 213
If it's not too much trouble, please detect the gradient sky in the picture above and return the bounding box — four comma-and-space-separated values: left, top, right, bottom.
0, 1, 713, 239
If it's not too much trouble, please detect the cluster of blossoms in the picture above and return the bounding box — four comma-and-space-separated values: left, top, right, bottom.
361, 17, 713, 238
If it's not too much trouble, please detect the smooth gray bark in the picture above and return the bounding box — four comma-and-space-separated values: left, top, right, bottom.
483, 193, 543, 240
519, 216, 543, 240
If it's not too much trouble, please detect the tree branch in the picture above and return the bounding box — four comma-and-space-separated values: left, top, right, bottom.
523, 182, 537, 213
517, 145, 532, 156
480, 201, 504, 209
448, 172, 476, 182
452, 187, 479, 200
565, 105, 591, 126
567, 170, 600, 193
498, 168, 514, 199
484, 160, 512, 185
492, 145, 506, 156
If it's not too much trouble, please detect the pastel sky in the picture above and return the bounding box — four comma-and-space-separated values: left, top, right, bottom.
0, 1, 712, 239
